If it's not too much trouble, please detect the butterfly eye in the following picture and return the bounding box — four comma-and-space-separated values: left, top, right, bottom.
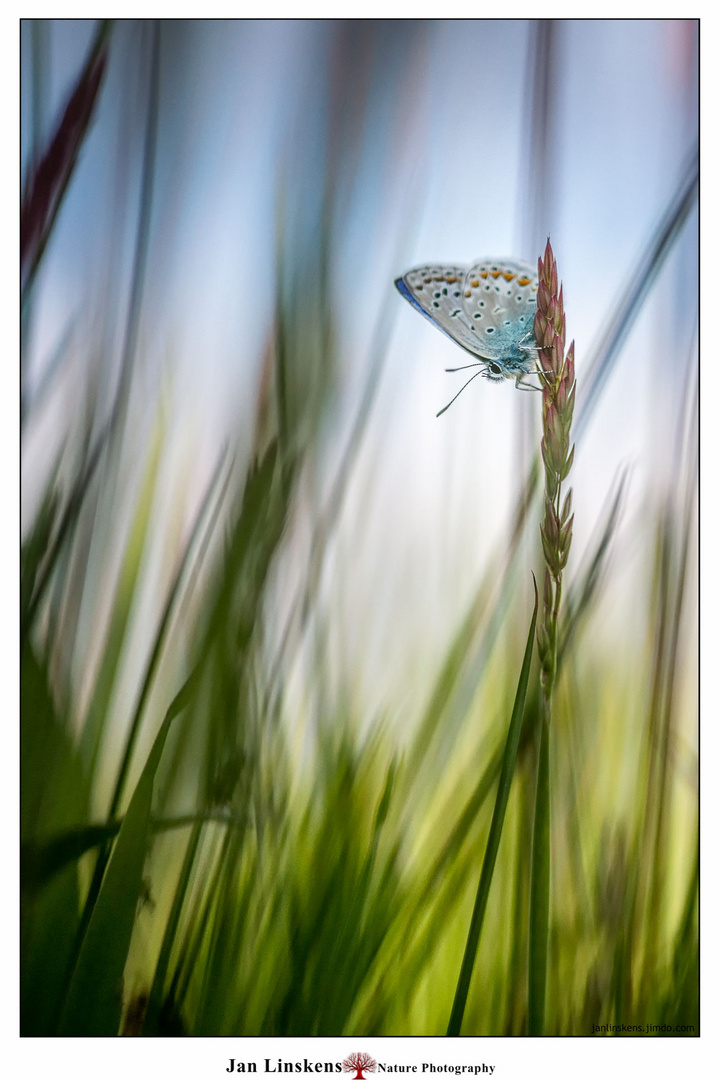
489, 362, 502, 376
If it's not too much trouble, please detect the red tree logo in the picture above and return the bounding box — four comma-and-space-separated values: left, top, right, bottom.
342, 1053, 377, 1080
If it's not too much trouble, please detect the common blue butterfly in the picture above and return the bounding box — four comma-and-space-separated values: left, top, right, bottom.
395, 258, 541, 413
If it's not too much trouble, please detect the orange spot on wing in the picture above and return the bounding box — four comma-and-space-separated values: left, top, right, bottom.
502, 271, 515, 281
470, 279, 480, 288
479, 271, 489, 278
464, 290, 472, 297
491, 270, 502, 278
518, 276, 531, 286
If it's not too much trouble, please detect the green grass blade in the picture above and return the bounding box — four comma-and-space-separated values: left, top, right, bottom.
20, 645, 91, 1034
108, 443, 230, 818
67, 444, 229, 994
57, 685, 188, 1035
415, 745, 503, 916
21, 810, 245, 893
446, 577, 538, 1036
22, 420, 110, 639
143, 820, 204, 1034
528, 710, 551, 1035
78, 414, 165, 775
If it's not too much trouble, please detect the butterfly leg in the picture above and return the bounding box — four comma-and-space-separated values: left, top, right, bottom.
528, 363, 556, 389
515, 374, 542, 391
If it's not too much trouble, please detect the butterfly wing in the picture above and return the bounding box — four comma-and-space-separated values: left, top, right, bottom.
395, 264, 487, 358
460, 259, 539, 365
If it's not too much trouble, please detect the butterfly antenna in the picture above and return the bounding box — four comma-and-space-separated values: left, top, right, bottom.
445, 361, 483, 373
436, 368, 484, 417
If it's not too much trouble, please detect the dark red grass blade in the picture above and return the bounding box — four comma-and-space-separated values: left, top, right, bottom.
21, 24, 110, 291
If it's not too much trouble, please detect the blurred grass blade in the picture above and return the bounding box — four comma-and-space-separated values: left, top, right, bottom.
78, 414, 165, 775
528, 709, 550, 1035
416, 744, 504, 914
267, 210, 420, 695
518, 19, 558, 254
447, 577, 538, 1036
108, 443, 231, 817
21, 21, 111, 300
20, 466, 62, 628
21, 810, 245, 893
71, 444, 230, 976
25, 24, 163, 643
560, 468, 628, 662
407, 581, 494, 782
22, 417, 110, 639
110, 21, 161, 436
21, 645, 91, 1034
22, 824, 122, 894
575, 144, 698, 440
143, 821, 204, 1034
22, 316, 75, 425
58, 682, 190, 1035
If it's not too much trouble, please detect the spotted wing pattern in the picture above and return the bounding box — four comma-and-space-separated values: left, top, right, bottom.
394, 264, 487, 358
459, 259, 538, 364
395, 258, 539, 374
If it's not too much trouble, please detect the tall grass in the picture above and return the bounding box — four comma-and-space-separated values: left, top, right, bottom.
20, 21, 698, 1037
